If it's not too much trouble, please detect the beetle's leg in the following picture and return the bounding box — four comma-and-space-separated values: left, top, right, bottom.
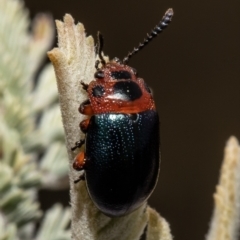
73, 152, 86, 171
79, 99, 94, 115
74, 172, 85, 184
73, 152, 88, 183
80, 118, 91, 134
80, 81, 89, 91
71, 139, 85, 151
71, 118, 90, 150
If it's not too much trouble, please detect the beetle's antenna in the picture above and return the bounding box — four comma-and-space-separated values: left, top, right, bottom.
95, 32, 106, 70
122, 8, 174, 64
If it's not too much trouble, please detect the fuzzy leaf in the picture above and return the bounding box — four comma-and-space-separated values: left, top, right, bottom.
35, 204, 71, 240
31, 64, 58, 113
206, 136, 240, 240
0, 214, 19, 240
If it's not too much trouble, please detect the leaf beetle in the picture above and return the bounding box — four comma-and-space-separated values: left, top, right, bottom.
72, 8, 173, 217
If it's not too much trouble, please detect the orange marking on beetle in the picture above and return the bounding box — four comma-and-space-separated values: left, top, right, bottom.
88, 62, 155, 114
79, 103, 94, 115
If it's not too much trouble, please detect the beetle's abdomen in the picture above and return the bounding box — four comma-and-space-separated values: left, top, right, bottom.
85, 110, 160, 217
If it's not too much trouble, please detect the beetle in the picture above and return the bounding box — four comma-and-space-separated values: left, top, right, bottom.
71, 8, 173, 217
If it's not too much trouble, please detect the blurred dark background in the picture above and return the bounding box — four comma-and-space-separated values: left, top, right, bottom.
24, 0, 240, 239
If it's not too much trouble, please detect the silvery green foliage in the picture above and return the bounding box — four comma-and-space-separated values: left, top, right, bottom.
35, 204, 71, 240
0, 213, 18, 240
29, 65, 69, 189
0, 0, 70, 239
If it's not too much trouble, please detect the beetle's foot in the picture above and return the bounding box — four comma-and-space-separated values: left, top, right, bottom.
71, 139, 85, 151
74, 173, 85, 184
81, 81, 89, 91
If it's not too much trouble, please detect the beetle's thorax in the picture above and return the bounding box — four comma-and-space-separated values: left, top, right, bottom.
88, 61, 156, 114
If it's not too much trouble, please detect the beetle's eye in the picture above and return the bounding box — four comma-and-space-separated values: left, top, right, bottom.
111, 71, 132, 80
92, 85, 105, 97
94, 71, 104, 79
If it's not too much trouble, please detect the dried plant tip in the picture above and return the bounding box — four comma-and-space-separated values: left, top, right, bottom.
206, 136, 240, 240
146, 207, 173, 240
